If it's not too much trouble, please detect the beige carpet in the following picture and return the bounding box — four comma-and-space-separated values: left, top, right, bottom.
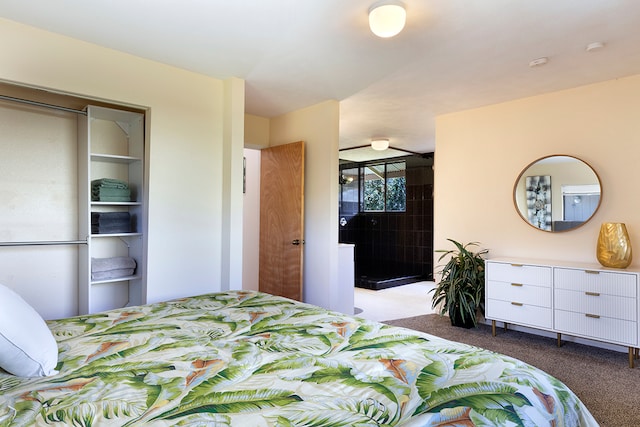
385, 314, 640, 427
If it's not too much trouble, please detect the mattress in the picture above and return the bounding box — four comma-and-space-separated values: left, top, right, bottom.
0, 290, 598, 426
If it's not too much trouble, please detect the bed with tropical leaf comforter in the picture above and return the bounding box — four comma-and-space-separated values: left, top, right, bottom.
1, 290, 597, 426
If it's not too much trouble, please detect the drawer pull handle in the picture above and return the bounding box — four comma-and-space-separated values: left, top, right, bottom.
511, 283, 523, 287
510, 264, 524, 267
511, 302, 523, 306
585, 291, 600, 297
584, 270, 600, 275
585, 313, 600, 319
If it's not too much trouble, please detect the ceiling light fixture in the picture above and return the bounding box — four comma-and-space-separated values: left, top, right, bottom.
529, 57, 548, 68
371, 138, 390, 151
368, 1, 406, 38
586, 42, 605, 52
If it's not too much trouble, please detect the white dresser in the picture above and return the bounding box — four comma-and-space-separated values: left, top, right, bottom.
485, 258, 639, 367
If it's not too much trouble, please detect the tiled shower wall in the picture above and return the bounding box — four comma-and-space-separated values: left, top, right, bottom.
339, 155, 434, 286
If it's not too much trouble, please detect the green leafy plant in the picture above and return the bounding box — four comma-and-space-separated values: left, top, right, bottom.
430, 239, 488, 328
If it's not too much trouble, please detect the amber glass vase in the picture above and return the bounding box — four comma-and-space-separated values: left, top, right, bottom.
596, 222, 632, 268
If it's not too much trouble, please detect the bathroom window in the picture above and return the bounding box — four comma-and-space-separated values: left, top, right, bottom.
361, 161, 406, 212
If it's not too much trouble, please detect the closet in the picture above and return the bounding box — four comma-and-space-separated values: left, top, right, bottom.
0, 84, 147, 318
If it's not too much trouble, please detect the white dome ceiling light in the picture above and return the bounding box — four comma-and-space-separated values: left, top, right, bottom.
528, 57, 548, 68
371, 138, 390, 151
368, 1, 406, 38
586, 42, 605, 52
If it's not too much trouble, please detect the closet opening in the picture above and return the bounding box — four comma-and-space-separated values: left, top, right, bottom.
0, 81, 148, 319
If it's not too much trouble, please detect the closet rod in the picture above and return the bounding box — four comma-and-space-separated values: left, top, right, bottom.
0, 94, 86, 115
0, 240, 88, 247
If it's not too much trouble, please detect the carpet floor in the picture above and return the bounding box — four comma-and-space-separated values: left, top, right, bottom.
385, 314, 640, 427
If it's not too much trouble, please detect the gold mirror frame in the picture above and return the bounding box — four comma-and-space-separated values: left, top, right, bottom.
513, 155, 602, 232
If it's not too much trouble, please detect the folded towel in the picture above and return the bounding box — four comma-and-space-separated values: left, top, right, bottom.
91, 179, 132, 201
91, 224, 132, 234
92, 187, 131, 201
91, 178, 129, 190
91, 268, 135, 281
91, 212, 131, 223
92, 195, 132, 202
91, 212, 131, 233
92, 187, 131, 196
91, 256, 137, 273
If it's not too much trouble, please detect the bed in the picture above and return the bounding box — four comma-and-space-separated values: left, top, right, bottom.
0, 289, 597, 426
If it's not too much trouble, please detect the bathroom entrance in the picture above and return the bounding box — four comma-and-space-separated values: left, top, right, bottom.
339, 150, 434, 290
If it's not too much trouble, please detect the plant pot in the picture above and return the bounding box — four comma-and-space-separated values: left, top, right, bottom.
449, 306, 476, 329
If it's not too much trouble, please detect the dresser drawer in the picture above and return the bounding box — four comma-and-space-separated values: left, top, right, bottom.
487, 280, 551, 308
554, 268, 637, 297
555, 310, 637, 346
486, 299, 552, 329
486, 262, 552, 287
555, 289, 636, 321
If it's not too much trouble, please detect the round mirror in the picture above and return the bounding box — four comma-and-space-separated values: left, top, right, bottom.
513, 155, 601, 232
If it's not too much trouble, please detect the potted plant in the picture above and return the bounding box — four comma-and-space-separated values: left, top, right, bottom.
430, 239, 488, 328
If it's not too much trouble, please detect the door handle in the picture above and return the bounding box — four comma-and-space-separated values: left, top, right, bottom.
292, 239, 301, 246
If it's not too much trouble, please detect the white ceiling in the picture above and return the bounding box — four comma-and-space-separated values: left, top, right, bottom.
2, 0, 640, 154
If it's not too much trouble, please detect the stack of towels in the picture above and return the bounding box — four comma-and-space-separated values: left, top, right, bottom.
91, 256, 137, 281
92, 178, 131, 202
91, 212, 132, 234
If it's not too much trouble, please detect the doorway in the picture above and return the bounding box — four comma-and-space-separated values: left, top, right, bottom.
258, 141, 305, 301
339, 152, 434, 290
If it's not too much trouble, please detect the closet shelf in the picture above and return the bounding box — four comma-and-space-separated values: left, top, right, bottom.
91, 274, 141, 285
91, 153, 142, 164
91, 201, 141, 206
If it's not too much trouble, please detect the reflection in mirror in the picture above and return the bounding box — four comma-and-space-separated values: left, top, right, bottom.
513, 155, 601, 232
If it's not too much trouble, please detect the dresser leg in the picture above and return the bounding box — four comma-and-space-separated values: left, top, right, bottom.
491, 320, 496, 337
629, 347, 635, 368
556, 333, 562, 347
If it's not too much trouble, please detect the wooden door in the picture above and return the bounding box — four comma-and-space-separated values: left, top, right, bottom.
259, 141, 305, 301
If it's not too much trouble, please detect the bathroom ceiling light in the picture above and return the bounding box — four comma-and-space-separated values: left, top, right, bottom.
371, 138, 390, 151
368, 1, 406, 38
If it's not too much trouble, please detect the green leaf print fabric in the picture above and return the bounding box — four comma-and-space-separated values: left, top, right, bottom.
0, 291, 598, 426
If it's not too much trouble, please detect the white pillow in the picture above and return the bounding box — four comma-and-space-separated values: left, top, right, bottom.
0, 284, 59, 377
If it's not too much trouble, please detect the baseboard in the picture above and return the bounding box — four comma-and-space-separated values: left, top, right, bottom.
356, 275, 423, 290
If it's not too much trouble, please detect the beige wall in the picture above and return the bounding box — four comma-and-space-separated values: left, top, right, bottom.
221, 77, 246, 291
242, 114, 266, 292
270, 100, 340, 309
242, 148, 261, 291
434, 74, 640, 268
0, 18, 244, 316
242, 105, 341, 306
245, 114, 270, 149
